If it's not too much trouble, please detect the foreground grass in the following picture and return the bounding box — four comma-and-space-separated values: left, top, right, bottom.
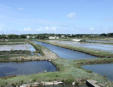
0, 39, 26, 45
39, 40, 113, 58
0, 58, 113, 86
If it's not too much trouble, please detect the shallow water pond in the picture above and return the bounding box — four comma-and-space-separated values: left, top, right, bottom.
0, 61, 56, 77
0, 44, 36, 56
0, 44, 35, 51
49, 40, 113, 53
35, 41, 96, 59
86, 40, 113, 43
82, 64, 113, 81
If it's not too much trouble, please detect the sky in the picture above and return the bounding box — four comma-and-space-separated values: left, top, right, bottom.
0, 0, 113, 34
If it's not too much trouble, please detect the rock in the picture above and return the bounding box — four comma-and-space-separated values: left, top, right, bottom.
86, 80, 101, 87
20, 84, 31, 87
41, 81, 63, 86
31, 82, 40, 87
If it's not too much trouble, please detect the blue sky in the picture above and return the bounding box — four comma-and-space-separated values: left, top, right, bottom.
0, 0, 113, 34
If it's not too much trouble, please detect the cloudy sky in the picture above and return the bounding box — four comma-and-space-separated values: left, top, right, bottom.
0, 0, 113, 34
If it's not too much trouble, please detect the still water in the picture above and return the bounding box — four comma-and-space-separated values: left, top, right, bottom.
82, 64, 113, 81
35, 41, 96, 59
0, 61, 56, 77
48, 40, 113, 53
86, 40, 113, 44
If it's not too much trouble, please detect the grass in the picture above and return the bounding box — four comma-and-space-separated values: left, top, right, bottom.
0, 39, 25, 42
0, 39, 26, 45
0, 50, 31, 55
84, 40, 113, 45
0, 50, 33, 60
38, 40, 113, 58
0, 58, 113, 86
27, 40, 44, 56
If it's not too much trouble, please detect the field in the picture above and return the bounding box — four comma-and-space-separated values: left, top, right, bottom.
0, 54, 113, 86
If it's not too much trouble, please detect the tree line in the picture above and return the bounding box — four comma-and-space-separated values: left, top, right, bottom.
0, 33, 113, 39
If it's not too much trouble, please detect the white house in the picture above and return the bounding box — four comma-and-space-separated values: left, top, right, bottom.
72, 39, 82, 42
61, 35, 65, 38
26, 35, 30, 39
49, 36, 59, 40
20, 84, 30, 87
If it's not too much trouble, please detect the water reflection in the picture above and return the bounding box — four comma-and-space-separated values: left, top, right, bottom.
0, 61, 56, 77
35, 41, 96, 59
49, 40, 113, 53
82, 64, 113, 81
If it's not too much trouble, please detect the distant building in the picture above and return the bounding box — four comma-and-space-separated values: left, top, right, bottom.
26, 35, 30, 39
0, 39, 8, 41
72, 39, 82, 42
49, 36, 59, 40
61, 35, 65, 38
32, 36, 35, 39
5, 39, 8, 41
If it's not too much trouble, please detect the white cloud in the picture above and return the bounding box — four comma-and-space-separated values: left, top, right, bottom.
0, 25, 4, 32
66, 12, 76, 19
89, 27, 95, 31
45, 26, 49, 30
24, 27, 32, 31
35, 26, 57, 33
51, 26, 57, 31
45, 26, 56, 31
17, 8, 24, 11
0, 29, 2, 32
0, 27, 2, 31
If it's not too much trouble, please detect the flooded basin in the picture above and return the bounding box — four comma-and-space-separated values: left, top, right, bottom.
0, 44, 36, 56
35, 41, 96, 59
82, 64, 113, 81
0, 44, 36, 52
48, 40, 113, 53
86, 40, 113, 44
0, 61, 56, 77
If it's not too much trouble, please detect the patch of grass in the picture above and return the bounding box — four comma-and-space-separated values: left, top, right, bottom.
0, 39, 26, 45
0, 50, 31, 55
0, 58, 113, 86
0, 50, 32, 60
27, 40, 44, 56
76, 58, 113, 65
